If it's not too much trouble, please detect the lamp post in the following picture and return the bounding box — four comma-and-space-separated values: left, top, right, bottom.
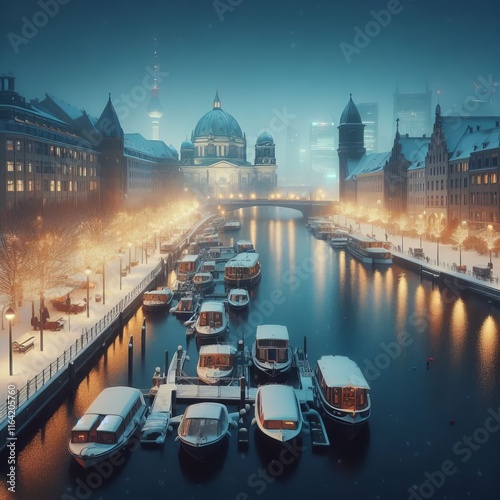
119, 257, 123, 290
85, 266, 92, 318
102, 257, 106, 305
488, 225, 493, 266
128, 242, 132, 274
6, 307, 15, 376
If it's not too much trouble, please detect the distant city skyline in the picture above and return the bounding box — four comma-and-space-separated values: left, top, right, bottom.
2, 0, 500, 176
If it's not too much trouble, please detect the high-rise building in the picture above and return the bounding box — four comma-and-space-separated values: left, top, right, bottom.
285, 125, 300, 183
393, 88, 432, 138
310, 122, 338, 198
357, 102, 379, 153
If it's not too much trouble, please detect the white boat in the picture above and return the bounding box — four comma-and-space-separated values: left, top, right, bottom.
313, 355, 371, 437
207, 246, 236, 262
330, 229, 349, 248
200, 260, 217, 273
192, 272, 215, 292
227, 288, 250, 310
235, 239, 255, 253
197, 344, 237, 385
251, 324, 292, 377
223, 220, 241, 231
194, 300, 229, 339
169, 294, 200, 319
69, 386, 148, 469
224, 252, 261, 288
253, 384, 303, 443
346, 234, 392, 264
142, 287, 174, 312
176, 402, 231, 459
177, 253, 201, 281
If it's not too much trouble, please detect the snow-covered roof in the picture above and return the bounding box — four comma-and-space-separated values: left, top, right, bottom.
124, 133, 177, 160
317, 355, 370, 389
441, 116, 500, 153
346, 151, 391, 179
450, 126, 500, 161
184, 402, 226, 420
256, 324, 289, 341
45, 94, 85, 120
257, 384, 299, 421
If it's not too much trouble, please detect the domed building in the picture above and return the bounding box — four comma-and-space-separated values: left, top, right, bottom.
180, 92, 277, 198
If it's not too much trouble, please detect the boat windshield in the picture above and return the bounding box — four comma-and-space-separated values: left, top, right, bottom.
200, 354, 233, 368
180, 418, 221, 437
199, 311, 223, 328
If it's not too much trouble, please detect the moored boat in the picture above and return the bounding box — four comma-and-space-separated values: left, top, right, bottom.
142, 287, 174, 312
313, 354, 371, 437
223, 220, 241, 231
227, 288, 250, 310
224, 252, 261, 288
251, 324, 292, 377
176, 402, 231, 459
68, 386, 148, 469
194, 300, 229, 339
196, 344, 237, 385
253, 384, 303, 443
330, 229, 349, 248
192, 272, 215, 292
169, 294, 200, 319
346, 234, 392, 264
177, 253, 201, 281
235, 239, 255, 253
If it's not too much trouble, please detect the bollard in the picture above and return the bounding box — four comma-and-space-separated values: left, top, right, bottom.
164, 350, 169, 375
238, 339, 244, 352
171, 389, 177, 415
141, 320, 146, 351
239, 376, 246, 409
128, 335, 134, 377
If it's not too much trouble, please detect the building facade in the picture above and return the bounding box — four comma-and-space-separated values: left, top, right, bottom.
0, 75, 181, 213
180, 92, 277, 199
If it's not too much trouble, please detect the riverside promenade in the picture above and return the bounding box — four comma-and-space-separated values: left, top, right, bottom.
0, 212, 214, 452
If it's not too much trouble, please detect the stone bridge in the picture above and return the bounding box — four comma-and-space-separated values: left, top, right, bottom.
204, 199, 334, 218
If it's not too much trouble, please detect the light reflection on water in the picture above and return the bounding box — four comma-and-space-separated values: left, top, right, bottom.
1, 207, 500, 500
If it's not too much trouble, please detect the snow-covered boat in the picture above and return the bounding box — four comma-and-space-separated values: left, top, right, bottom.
176, 402, 231, 459
227, 288, 250, 310
251, 324, 292, 377
142, 287, 174, 312
253, 384, 303, 443
197, 344, 237, 385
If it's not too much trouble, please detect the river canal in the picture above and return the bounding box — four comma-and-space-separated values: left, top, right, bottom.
1, 206, 500, 500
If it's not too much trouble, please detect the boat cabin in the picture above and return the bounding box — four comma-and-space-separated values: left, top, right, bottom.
255, 325, 290, 364
198, 308, 224, 329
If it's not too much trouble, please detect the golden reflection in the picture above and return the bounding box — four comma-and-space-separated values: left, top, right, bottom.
478, 315, 499, 390
384, 267, 394, 302
287, 219, 296, 268
396, 272, 408, 333
337, 249, 346, 288
352, 261, 368, 310
372, 269, 382, 310
429, 288, 444, 336
450, 298, 467, 366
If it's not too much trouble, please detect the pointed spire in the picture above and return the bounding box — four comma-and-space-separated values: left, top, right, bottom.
96, 95, 123, 139
213, 90, 221, 109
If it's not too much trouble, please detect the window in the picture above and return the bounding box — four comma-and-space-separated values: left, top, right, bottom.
7, 180, 14, 192
6, 140, 13, 151
484, 174, 489, 185
7, 161, 14, 172
492, 173, 497, 184
16, 180, 24, 192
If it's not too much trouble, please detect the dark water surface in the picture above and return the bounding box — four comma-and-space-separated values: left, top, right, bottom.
2, 207, 500, 500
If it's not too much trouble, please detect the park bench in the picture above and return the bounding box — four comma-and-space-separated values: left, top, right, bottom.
12, 336, 35, 354
43, 317, 66, 331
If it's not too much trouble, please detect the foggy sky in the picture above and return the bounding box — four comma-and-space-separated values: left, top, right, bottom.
2, 0, 500, 167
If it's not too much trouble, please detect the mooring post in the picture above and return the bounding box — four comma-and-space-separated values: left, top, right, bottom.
176, 345, 183, 378
239, 376, 246, 408
68, 361, 75, 388
141, 318, 146, 351
164, 350, 169, 375
128, 335, 133, 378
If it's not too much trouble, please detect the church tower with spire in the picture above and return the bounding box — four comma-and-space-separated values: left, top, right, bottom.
337, 94, 366, 201
147, 39, 163, 140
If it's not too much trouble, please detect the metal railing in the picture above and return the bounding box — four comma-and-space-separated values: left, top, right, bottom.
0, 261, 163, 423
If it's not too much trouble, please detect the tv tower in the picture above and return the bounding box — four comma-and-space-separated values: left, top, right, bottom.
147, 38, 163, 140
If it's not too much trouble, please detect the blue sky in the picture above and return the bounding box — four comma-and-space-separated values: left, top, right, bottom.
2, 0, 500, 165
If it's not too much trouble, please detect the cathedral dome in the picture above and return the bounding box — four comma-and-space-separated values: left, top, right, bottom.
181, 139, 194, 150
192, 91, 243, 140
256, 131, 274, 145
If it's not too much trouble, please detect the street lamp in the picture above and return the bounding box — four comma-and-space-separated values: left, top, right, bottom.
5, 307, 15, 376
488, 225, 493, 266
85, 266, 92, 318
128, 242, 132, 274
119, 257, 123, 290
